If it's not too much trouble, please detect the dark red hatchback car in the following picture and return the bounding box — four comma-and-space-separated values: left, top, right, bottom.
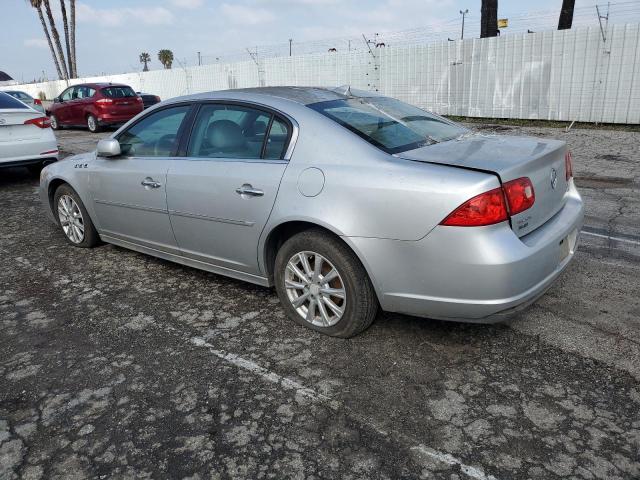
48, 83, 143, 133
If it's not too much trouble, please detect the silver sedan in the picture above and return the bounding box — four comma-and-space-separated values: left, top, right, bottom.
39, 87, 584, 337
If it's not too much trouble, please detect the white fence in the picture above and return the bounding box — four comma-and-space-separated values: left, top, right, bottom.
4, 23, 640, 124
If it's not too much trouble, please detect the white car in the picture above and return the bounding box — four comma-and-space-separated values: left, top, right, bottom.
0, 91, 58, 173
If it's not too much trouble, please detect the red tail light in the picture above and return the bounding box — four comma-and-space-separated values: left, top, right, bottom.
440, 188, 508, 227
441, 177, 536, 227
33, 98, 42, 105
565, 150, 573, 181
24, 116, 51, 129
155, 96, 161, 102
502, 177, 535, 215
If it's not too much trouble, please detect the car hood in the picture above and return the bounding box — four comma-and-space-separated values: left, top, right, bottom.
398, 133, 570, 237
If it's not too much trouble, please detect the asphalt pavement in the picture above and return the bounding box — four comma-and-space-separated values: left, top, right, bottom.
1, 124, 639, 479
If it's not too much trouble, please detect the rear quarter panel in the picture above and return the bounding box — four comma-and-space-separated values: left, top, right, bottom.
258, 99, 501, 269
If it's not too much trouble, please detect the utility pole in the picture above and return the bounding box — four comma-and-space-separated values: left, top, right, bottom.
197, 51, 201, 66
460, 9, 469, 39
289, 38, 292, 56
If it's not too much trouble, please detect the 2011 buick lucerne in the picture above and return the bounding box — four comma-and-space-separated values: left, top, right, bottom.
39, 87, 584, 337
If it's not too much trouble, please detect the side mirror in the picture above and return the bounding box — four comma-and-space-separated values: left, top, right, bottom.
96, 138, 121, 157
54, 97, 60, 103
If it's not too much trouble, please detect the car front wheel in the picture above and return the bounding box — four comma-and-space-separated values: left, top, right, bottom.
274, 229, 378, 338
53, 184, 100, 248
49, 114, 60, 130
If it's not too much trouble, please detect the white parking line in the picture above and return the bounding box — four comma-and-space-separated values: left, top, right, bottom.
191, 336, 499, 480
581, 230, 640, 246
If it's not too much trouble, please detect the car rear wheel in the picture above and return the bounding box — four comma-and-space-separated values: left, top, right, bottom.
49, 114, 60, 130
87, 114, 101, 133
274, 229, 378, 338
53, 184, 100, 248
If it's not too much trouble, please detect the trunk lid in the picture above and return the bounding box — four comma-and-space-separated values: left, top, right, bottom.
0, 109, 42, 142
398, 133, 569, 237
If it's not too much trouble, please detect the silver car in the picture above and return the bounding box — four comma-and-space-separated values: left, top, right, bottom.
39, 87, 584, 337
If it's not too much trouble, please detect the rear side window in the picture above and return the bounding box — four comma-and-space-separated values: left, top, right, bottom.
0, 92, 29, 109
264, 117, 290, 159
101, 86, 137, 98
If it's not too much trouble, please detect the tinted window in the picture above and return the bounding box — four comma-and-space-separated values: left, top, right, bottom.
76, 86, 95, 99
264, 117, 290, 160
102, 86, 137, 98
7, 91, 31, 101
309, 97, 467, 154
187, 104, 273, 159
118, 105, 189, 157
0, 92, 29, 109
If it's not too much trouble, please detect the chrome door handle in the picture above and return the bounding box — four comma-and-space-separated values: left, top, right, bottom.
235, 184, 264, 197
141, 177, 162, 189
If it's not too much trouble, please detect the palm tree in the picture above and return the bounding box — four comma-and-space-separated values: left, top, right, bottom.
558, 0, 575, 30
139, 52, 151, 72
59, 0, 74, 77
158, 49, 174, 69
28, 0, 64, 80
69, 0, 76, 77
480, 0, 498, 38
42, 0, 69, 79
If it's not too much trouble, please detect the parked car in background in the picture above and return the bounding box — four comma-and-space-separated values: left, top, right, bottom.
0, 91, 57, 173
3, 90, 45, 113
39, 87, 583, 338
49, 83, 143, 133
136, 92, 161, 109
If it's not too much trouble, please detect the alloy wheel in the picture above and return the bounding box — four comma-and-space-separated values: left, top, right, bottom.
284, 251, 346, 327
87, 116, 96, 132
57, 195, 85, 244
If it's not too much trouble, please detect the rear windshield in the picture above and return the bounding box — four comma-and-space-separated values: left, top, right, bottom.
309, 96, 467, 154
101, 86, 137, 98
0, 92, 29, 109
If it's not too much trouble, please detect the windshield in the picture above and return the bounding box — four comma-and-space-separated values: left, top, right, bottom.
309, 96, 467, 154
101, 86, 137, 98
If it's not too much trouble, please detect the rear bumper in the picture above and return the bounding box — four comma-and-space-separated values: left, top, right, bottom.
97, 112, 141, 125
348, 182, 584, 322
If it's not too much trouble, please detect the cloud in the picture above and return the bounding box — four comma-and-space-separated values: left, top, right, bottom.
77, 3, 173, 27
220, 3, 275, 25
24, 38, 49, 49
170, 0, 204, 8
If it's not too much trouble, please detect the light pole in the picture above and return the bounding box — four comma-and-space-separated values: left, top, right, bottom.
289, 38, 292, 56
460, 9, 469, 39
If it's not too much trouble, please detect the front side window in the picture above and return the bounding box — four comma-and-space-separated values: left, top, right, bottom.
309, 96, 467, 154
60, 88, 74, 101
118, 105, 190, 157
187, 104, 289, 160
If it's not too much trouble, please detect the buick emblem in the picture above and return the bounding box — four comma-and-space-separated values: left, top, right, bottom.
550, 168, 558, 189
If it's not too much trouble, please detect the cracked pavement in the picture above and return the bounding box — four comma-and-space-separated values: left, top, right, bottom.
1, 124, 639, 479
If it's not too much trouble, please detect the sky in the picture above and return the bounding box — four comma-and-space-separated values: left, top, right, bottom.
1, 0, 630, 82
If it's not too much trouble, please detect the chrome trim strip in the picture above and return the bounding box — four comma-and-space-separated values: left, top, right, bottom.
169, 209, 254, 227
100, 233, 271, 287
94, 199, 167, 214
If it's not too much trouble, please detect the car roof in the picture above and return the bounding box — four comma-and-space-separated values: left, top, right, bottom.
69, 82, 131, 89
176, 86, 382, 106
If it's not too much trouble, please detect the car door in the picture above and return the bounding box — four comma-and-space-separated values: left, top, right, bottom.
165, 102, 293, 275
89, 103, 193, 253
71, 86, 94, 124
55, 87, 75, 124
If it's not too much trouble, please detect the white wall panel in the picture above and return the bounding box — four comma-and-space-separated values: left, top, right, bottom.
3, 24, 639, 124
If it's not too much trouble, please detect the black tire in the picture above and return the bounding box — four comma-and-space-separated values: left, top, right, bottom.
87, 114, 101, 133
49, 114, 60, 130
274, 229, 378, 338
53, 184, 100, 248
